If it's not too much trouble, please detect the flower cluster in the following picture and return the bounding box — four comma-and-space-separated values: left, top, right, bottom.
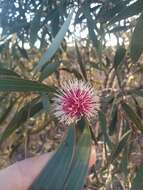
52, 80, 98, 125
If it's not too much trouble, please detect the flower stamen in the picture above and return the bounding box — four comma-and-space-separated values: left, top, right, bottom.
52, 80, 98, 124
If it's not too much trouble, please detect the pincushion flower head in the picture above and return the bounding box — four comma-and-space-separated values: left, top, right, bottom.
52, 80, 98, 125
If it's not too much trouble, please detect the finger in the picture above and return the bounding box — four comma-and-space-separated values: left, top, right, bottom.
0, 162, 22, 190
16, 152, 54, 190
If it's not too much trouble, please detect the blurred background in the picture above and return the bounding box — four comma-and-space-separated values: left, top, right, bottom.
0, 0, 143, 189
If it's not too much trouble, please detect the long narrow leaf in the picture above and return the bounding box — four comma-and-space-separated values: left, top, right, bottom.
63, 125, 91, 190
0, 76, 55, 93
0, 99, 17, 126
29, 127, 76, 190
130, 11, 143, 63
0, 67, 20, 77
0, 98, 44, 145
40, 62, 60, 81
109, 0, 143, 25
110, 130, 131, 163
29, 119, 91, 190
122, 102, 143, 134
98, 111, 113, 149
129, 89, 143, 97
36, 11, 73, 72
131, 163, 143, 190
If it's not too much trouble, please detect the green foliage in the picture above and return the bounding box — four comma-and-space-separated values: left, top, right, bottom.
0, 76, 55, 93
29, 127, 75, 190
98, 111, 113, 150
108, 104, 118, 136
1, 0, 143, 189
109, 0, 143, 24
110, 130, 131, 164
29, 119, 91, 190
0, 98, 44, 145
122, 102, 143, 134
63, 126, 91, 190
131, 163, 143, 190
36, 11, 73, 72
114, 46, 126, 68
40, 62, 60, 81
130, 11, 143, 62
132, 89, 143, 97
0, 67, 20, 77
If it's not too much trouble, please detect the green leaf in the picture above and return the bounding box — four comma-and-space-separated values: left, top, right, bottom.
98, 111, 113, 149
0, 99, 17, 126
133, 90, 143, 97
41, 94, 51, 112
110, 130, 131, 163
29, 127, 75, 190
0, 76, 56, 93
109, 104, 118, 136
91, 63, 104, 71
63, 124, 91, 190
132, 89, 143, 97
130, 11, 143, 63
0, 98, 45, 145
60, 68, 83, 80
114, 46, 126, 68
0, 67, 20, 77
30, 7, 42, 45
101, 95, 114, 104
40, 62, 60, 81
122, 102, 143, 133
0, 43, 6, 53
131, 163, 143, 190
17, 45, 29, 59
109, 0, 143, 25
36, 10, 73, 72
120, 146, 129, 177
81, 3, 100, 52
29, 119, 91, 190
75, 42, 87, 81
51, 9, 60, 37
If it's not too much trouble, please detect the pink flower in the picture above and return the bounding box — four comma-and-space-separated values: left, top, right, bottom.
52, 80, 98, 124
